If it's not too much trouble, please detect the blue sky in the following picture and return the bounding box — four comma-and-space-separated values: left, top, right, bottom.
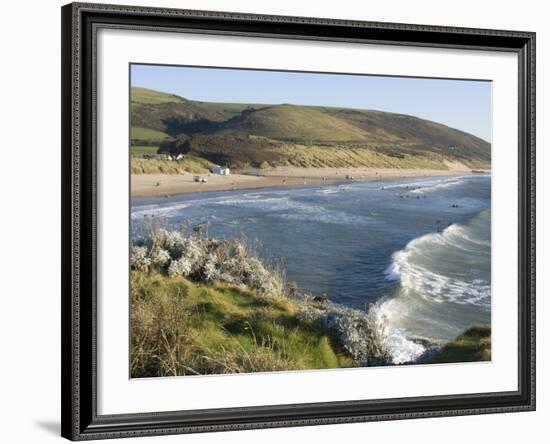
131, 64, 492, 142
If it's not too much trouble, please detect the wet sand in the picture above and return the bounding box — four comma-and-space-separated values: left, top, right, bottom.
131, 166, 489, 198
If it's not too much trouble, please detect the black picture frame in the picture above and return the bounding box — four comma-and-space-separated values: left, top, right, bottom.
61, 2, 536, 440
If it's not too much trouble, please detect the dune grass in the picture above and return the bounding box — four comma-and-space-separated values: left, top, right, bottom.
131, 156, 215, 174
275, 144, 451, 169
429, 326, 491, 364
131, 270, 355, 377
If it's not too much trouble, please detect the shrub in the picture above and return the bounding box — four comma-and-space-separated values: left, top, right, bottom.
130, 246, 151, 272
150, 248, 171, 269
132, 228, 284, 296
299, 304, 390, 366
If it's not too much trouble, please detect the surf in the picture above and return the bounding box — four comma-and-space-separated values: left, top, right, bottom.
375, 208, 491, 363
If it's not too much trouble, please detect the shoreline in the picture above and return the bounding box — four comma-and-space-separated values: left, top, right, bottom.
131, 166, 490, 198
131, 228, 491, 374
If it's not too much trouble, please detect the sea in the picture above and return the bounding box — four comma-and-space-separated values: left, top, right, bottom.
131, 174, 491, 364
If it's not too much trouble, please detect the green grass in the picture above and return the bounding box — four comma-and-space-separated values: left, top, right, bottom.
131, 87, 184, 105
131, 126, 171, 142
131, 271, 354, 377
429, 326, 491, 364
131, 156, 215, 174
193, 101, 263, 118
131, 145, 159, 156
220, 104, 371, 142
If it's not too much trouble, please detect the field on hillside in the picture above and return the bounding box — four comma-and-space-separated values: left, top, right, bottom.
130, 145, 159, 156
131, 126, 170, 142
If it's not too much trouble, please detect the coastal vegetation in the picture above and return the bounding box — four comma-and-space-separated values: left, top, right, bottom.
131, 156, 215, 174
130, 228, 390, 377
131, 272, 356, 376
428, 325, 491, 363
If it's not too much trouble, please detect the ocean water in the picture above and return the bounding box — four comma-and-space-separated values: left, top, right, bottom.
131, 175, 491, 363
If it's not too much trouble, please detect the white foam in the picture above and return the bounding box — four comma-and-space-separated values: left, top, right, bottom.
377, 212, 491, 362
410, 178, 465, 194
316, 188, 343, 195
372, 301, 427, 364
131, 202, 191, 219
282, 209, 368, 225
385, 329, 427, 364
213, 196, 313, 212
383, 227, 491, 308
382, 176, 469, 194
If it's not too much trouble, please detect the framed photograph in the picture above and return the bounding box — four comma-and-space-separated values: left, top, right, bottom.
61, 2, 535, 440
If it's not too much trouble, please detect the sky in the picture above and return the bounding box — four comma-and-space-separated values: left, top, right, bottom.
131, 64, 492, 142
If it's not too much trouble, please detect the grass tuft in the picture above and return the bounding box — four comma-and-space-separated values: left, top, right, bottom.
131, 271, 354, 377
429, 325, 491, 364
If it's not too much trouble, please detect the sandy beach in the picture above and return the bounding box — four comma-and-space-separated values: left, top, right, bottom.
131, 165, 489, 198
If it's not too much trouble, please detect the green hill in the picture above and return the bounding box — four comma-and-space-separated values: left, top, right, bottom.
131, 87, 185, 105
323, 108, 490, 160
130, 87, 491, 170
218, 104, 372, 142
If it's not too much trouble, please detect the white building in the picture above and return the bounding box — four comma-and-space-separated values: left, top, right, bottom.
212, 166, 230, 175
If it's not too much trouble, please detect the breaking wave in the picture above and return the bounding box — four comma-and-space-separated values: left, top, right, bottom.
381, 176, 470, 194
376, 208, 491, 363
131, 202, 191, 219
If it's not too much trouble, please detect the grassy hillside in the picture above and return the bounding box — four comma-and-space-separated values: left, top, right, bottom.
130, 87, 491, 170
131, 126, 171, 143
129, 229, 379, 377
218, 105, 372, 142
131, 87, 185, 105
323, 108, 490, 160
163, 135, 486, 170
191, 101, 262, 118
429, 326, 491, 363
131, 271, 354, 377
131, 89, 256, 135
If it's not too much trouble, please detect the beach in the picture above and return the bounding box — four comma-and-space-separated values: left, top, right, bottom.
131, 164, 488, 198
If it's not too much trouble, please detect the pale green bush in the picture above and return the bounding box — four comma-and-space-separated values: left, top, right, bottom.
132, 229, 284, 296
